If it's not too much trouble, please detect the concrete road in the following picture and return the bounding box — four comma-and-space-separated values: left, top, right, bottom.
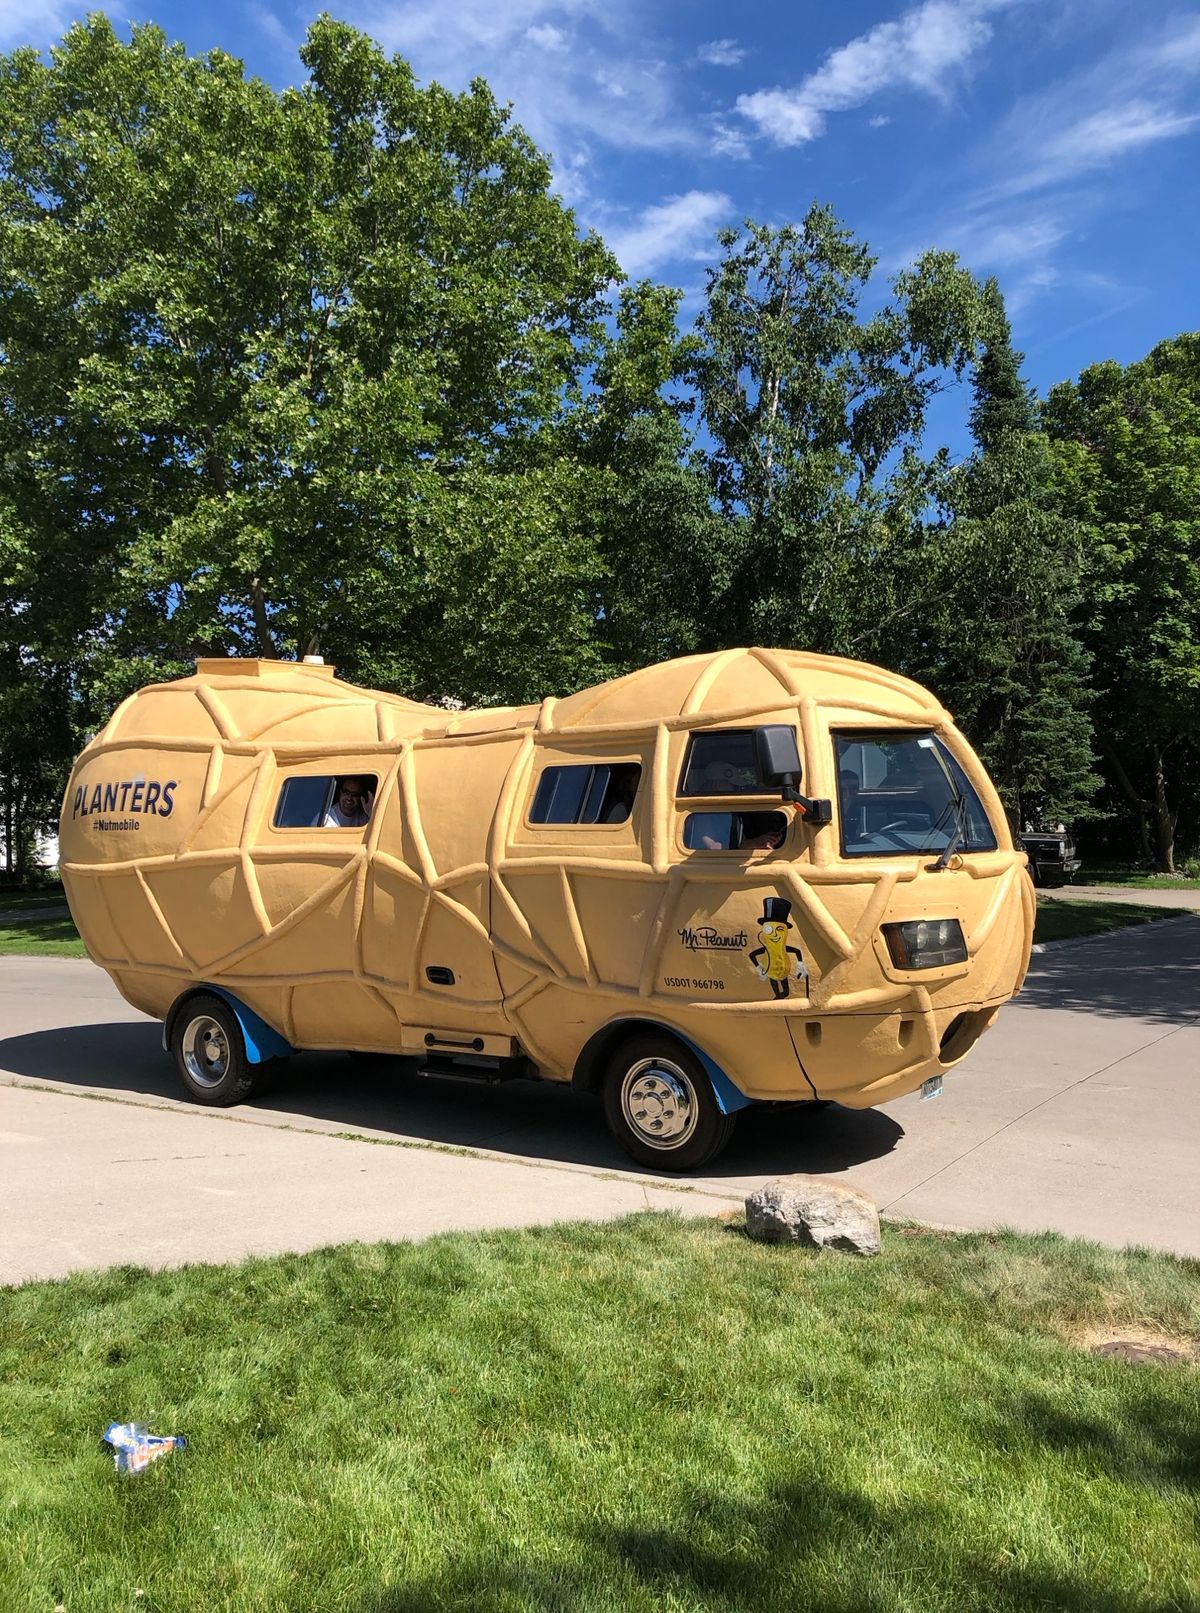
2, 918, 1198, 1283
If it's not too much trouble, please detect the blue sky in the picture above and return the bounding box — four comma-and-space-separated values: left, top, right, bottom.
5, 0, 1199, 424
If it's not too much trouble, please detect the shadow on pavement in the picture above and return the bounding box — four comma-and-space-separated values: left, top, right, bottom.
1020, 917, 1200, 1025
0, 1020, 902, 1183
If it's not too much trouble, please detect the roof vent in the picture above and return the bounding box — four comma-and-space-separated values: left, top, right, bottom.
302, 654, 324, 666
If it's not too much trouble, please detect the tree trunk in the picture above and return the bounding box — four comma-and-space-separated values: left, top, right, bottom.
1151, 743, 1176, 874
250, 577, 276, 659
1101, 742, 1154, 864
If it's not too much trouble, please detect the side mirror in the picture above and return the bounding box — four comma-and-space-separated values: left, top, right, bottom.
754, 725, 802, 784
754, 726, 832, 825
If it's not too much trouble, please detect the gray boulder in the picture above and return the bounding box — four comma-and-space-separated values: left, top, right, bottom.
744, 1175, 881, 1256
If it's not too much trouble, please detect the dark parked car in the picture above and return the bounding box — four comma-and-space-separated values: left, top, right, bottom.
1019, 825, 1081, 887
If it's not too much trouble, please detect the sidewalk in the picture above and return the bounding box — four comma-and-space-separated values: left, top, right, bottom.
1045, 882, 1200, 909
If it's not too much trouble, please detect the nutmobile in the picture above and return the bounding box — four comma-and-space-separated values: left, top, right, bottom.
59, 648, 1033, 1168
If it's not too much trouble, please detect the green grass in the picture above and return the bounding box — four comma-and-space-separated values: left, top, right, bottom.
1073, 867, 1200, 891
1, 1216, 1197, 1613
1034, 896, 1191, 945
0, 913, 86, 956
0, 885, 67, 911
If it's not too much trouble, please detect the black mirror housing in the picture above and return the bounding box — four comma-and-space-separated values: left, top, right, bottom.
754, 724, 830, 826
754, 725, 802, 785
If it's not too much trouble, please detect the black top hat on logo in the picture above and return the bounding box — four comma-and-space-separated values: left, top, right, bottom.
759, 896, 793, 926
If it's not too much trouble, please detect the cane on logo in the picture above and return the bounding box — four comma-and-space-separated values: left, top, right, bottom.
748, 897, 808, 999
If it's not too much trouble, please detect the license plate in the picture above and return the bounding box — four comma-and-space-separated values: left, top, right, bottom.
920, 1075, 943, 1101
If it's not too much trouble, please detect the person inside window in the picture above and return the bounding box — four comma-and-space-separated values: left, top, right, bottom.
601, 766, 641, 823
739, 811, 786, 851
839, 769, 862, 838
325, 776, 374, 828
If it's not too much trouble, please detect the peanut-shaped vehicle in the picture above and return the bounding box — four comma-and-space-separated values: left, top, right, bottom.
59, 648, 1033, 1168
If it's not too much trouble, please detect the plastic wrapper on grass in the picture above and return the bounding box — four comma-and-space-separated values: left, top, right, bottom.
103, 1422, 186, 1474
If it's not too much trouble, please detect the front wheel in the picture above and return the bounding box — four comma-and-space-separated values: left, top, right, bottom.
602, 1032, 737, 1171
171, 993, 278, 1106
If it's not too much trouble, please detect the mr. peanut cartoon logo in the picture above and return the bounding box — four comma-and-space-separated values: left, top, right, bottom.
748, 897, 809, 999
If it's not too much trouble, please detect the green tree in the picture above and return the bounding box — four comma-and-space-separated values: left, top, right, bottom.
0, 656, 73, 879
919, 283, 1099, 828
686, 209, 991, 660
579, 281, 725, 670
1044, 334, 1200, 871
0, 15, 620, 715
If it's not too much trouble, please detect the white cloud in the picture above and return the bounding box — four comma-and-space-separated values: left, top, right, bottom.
339, 0, 702, 205
1001, 101, 1200, 197
249, 4, 294, 57
711, 120, 752, 159
697, 39, 746, 68
885, 11, 1200, 331
0, 0, 79, 48
735, 0, 1018, 147
868, 115, 891, 128
887, 208, 1069, 286
948, 215, 1069, 269
603, 190, 732, 278
988, 14, 1200, 197
526, 23, 567, 52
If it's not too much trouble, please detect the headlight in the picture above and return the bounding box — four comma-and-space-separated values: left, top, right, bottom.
882, 918, 968, 970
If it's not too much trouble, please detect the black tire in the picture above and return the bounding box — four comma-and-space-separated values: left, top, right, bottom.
170, 992, 276, 1107
602, 1031, 737, 1171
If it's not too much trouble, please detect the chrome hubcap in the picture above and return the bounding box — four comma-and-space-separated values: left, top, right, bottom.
181, 1015, 231, 1088
622, 1058, 698, 1150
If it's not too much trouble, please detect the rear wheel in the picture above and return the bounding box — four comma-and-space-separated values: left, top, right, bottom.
171, 993, 277, 1107
602, 1032, 737, 1171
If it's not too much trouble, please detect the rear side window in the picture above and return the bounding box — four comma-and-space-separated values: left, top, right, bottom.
273, 775, 378, 829
529, 763, 641, 825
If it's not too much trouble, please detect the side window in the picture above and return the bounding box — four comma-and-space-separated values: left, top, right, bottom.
680, 731, 762, 795
529, 762, 641, 825
273, 774, 378, 830
684, 810, 788, 852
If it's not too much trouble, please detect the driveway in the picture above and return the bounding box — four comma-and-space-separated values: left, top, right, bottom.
2, 917, 1198, 1283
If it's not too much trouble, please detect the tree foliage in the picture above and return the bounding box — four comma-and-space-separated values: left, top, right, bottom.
685, 210, 992, 660
1045, 334, 1200, 869
917, 283, 1099, 828
0, 14, 621, 712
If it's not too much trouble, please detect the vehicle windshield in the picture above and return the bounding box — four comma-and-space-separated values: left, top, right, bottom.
834, 731, 997, 859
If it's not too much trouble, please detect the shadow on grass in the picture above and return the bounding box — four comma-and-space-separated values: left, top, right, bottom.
1003, 1388, 1200, 1495
0, 914, 82, 948
358, 1472, 1183, 1613
0, 1021, 903, 1183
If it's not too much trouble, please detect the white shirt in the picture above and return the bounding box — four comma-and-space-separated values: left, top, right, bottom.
324, 800, 370, 828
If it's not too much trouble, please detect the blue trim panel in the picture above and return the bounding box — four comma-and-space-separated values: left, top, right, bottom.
206, 988, 293, 1064
677, 1033, 754, 1114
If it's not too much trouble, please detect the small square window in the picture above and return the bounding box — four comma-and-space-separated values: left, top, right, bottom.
273, 775, 378, 829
